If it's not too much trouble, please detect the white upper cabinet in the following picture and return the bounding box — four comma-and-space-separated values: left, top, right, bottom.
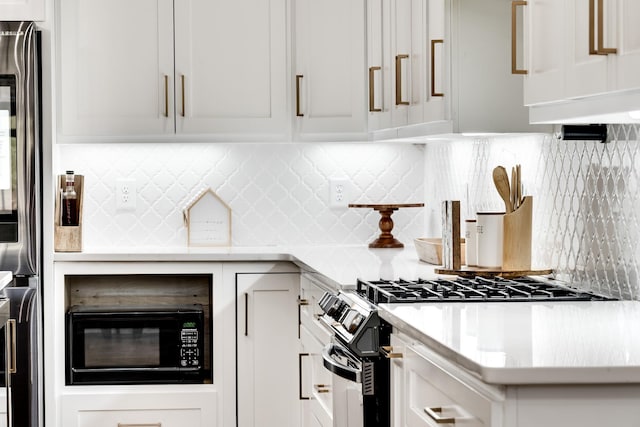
174, 0, 289, 139
614, 0, 640, 91
57, 0, 289, 141
369, 0, 545, 138
293, 0, 368, 141
523, 0, 567, 105
451, 0, 544, 133
524, 0, 640, 123
367, 0, 448, 137
58, 0, 174, 137
0, 0, 44, 20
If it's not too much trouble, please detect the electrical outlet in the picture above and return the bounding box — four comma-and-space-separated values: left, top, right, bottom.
329, 178, 349, 208
116, 178, 136, 212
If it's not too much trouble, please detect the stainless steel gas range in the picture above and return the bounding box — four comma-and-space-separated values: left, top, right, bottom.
317, 291, 392, 427
356, 276, 615, 304
316, 275, 615, 427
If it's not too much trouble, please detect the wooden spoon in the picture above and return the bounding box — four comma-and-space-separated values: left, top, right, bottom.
492, 166, 513, 213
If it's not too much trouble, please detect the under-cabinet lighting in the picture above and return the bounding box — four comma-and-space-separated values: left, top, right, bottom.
629, 110, 640, 120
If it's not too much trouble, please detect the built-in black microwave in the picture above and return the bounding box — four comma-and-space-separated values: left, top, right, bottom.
66, 304, 205, 385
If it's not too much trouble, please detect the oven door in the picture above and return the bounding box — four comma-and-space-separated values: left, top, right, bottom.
322, 342, 364, 427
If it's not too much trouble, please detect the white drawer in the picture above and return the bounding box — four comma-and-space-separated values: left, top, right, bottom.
403, 344, 500, 427
76, 409, 201, 427
300, 325, 334, 415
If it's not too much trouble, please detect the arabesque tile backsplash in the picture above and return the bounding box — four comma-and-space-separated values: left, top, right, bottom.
56, 123, 640, 299
424, 124, 640, 300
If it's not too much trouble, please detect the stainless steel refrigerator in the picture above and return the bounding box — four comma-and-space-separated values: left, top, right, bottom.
0, 21, 43, 427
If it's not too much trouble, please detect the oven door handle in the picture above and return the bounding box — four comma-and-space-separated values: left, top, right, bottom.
322, 343, 362, 383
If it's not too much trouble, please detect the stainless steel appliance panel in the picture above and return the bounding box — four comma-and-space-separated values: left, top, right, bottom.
0, 20, 42, 427
0, 21, 40, 277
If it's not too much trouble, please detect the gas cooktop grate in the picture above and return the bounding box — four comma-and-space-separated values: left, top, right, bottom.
357, 277, 616, 304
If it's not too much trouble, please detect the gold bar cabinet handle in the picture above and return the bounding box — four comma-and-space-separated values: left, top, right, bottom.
511, 1, 528, 75
430, 40, 444, 97
7, 319, 16, 374
424, 407, 456, 424
395, 54, 410, 105
597, 0, 617, 54
369, 66, 382, 112
118, 424, 162, 427
296, 74, 304, 117
163, 75, 169, 117
181, 75, 186, 117
589, 0, 597, 54
589, 0, 617, 55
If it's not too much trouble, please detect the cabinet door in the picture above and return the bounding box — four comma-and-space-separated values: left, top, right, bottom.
423, 0, 446, 122
367, 0, 392, 132
565, 0, 609, 99
390, 0, 414, 128
174, 0, 289, 139
523, 0, 567, 105
614, 0, 640, 91
236, 272, 300, 427
294, 0, 367, 141
391, 0, 444, 127
58, 0, 174, 137
0, 0, 43, 20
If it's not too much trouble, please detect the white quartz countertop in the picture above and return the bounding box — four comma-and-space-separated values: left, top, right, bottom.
0, 271, 11, 289
54, 244, 440, 289
380, 300, 640, 385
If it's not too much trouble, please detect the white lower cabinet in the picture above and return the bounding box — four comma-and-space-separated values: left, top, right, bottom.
390, 332, 505, 427
61, 389, 217, 427
390, 330, 640, 427
300, 326, 333, 427
299, 274, 335, 427
234, 264, 301, 427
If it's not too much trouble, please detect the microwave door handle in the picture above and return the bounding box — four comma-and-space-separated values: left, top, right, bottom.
322, 343, 361, 383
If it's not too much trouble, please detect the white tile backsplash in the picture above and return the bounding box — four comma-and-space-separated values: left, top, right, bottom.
424, 125, 640, 300
55, 142, 426, 248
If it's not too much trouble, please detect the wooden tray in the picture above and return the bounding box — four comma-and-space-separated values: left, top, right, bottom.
434, 267, 553, 279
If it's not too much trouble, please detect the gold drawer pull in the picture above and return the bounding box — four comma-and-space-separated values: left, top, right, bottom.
118, 424, 161, 427
380, 345, 403, 359
314, 384, 330, 393
424, 407, 455, 424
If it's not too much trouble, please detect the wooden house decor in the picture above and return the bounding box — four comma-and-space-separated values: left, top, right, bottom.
183, 187, 232, 247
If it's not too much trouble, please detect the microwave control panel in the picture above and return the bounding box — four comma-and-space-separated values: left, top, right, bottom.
179, 327, 201, 368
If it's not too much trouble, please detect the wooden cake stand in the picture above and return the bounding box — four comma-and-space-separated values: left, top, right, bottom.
349, 203, 424, 248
